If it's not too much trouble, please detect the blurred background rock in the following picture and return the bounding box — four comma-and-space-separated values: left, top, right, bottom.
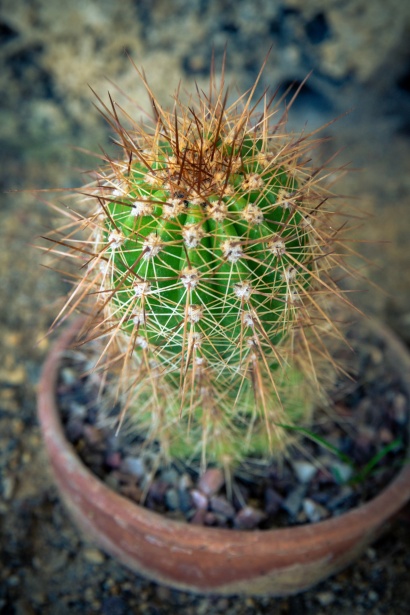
1, 1, 410, 613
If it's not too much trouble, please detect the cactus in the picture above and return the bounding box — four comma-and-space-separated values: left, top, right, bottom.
53, 66, 350, 470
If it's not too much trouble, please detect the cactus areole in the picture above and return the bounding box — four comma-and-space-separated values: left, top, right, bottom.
61, 67, 349, 468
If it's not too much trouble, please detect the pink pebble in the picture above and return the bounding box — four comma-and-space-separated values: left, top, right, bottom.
191, 489, 208, 510
197, 468, 225, 497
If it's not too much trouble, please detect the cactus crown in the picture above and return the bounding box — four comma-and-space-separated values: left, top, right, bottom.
52, 65, 350, 470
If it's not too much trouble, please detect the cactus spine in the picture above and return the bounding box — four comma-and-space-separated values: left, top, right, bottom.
57, 68, 348, 469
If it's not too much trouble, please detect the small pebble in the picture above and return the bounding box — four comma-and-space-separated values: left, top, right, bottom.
355, 426, 376, 451
204, 511, 219, 526
331, 462, 353, 484
292, 461, 317, 484
197, 468, 224, 497
160, 468, 179, 486
101, 596, 128, 615
148, 480, 168, 504
366, 547, 377, 560
32, 592, 46, 606
392, 393, 408, 424
155, 586, 172, 601
69, 401, 87, 419
234, 506, 266, 530
83, 425, 104, 447
165, 488, 179, 510
42, 551, 69, 573
264, 487, 283, 515
2, 476, 15, 500
61, 367, 77, 385
120, 456, 145, 478
104, 474, 120, 491
105, 452, 122, 469
191, 489, 208, 510
7, 575, 20, 587
178, 488, 193, 513
282, 484, 306, 518
379, 427, 394, 443
209, 495, 235, 519
65, 419, 84, 442
317, 590, 335, 606
0, 365, 26, 385
83, 548, 105, 564
370, 346, 383, 365
327, 486, 356, 512
190, 508, 206, 525
303, 498, 329, 523
179, 473, 193, 491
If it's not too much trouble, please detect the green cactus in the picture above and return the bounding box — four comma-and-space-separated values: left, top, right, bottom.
56, 68, 348, 469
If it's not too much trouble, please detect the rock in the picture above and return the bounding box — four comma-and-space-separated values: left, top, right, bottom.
369, 346, 383, 365
61, 367, 77, 385
209, 495, 235, 519
7, 575, 19, 587
327, 486, 357, 512
147, 480, 169, 504
392, 393, 407, 424
316, 590, 336, 606
179, 472, 193, 491
83, 548, 105, 564
204, 512, 218, 526
41, 551, 69, 573
0, 364, 26, 385
178, 473, 194, 513
197, 468, 225, 497
69, 401, 87, 419
292, 461, 318, 484
164, 487, 179, 510
83, 425, 104, 447
281, 485, 306, 518
331, 462, 353, 484
234, 506, 266, 529
355, 426, 377, 451
155, 585, 172, 601
178, 487, 193, 513
65, 419, 84, 442
303, 498, 329, 523
105, 451, 122, 469
120, 456, 145, 478
160, 468, 179, 486
379, 427, 394, 443
366, 547, 377, 560
264, 487, 284, 515
2, 475, 15, 500
119, 483, 143, 502
191, 489, 208, 510
101, 596, 128, 615
190, 508, 206, 525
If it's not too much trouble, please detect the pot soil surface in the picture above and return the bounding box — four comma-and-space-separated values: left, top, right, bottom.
57, 320, 409, 533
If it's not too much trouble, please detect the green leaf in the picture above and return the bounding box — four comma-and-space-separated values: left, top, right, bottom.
349, 439, 403, 486
276, 423, 353, 466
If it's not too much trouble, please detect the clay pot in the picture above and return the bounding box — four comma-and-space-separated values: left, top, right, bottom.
37, 318, 410, 596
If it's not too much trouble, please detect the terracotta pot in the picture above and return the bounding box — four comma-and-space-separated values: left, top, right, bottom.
37, 318, 410, 596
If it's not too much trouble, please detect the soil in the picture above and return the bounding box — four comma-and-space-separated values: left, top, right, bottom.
57, 321, 409, 533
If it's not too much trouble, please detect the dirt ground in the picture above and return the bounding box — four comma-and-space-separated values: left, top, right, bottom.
1, 1, 410, 613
